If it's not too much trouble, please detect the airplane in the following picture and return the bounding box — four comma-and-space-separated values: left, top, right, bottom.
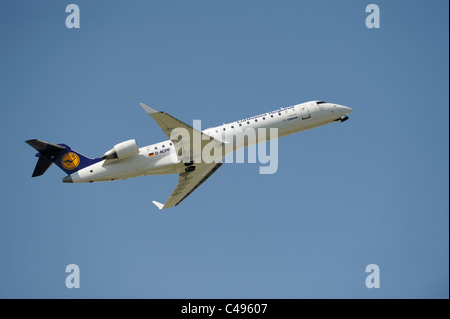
25, 101, 353, 209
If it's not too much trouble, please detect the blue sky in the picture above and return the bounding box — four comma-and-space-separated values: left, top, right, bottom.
0, 0, 448, 298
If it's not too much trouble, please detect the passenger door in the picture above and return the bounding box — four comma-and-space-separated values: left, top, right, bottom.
300, 104, 311, 120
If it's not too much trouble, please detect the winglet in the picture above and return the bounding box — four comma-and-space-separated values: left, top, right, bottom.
152, 200, 165, 210
139, 103, 159, 114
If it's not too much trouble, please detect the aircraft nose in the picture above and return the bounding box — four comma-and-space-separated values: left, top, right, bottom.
62, 175, 73, 183
345, 106, 353, 114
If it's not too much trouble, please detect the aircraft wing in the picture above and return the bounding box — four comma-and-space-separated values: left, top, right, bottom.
152, 162, 222, 209
140, 103, 223, 162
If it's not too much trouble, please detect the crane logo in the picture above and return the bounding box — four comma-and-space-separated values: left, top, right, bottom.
61, 152, 80, 170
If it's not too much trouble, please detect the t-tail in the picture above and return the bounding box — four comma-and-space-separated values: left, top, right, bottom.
25, 139, 102, 182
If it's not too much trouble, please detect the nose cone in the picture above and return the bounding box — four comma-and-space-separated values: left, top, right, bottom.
339, 105, 353, 114
62, 175, 73, 183
337, 105, 353, 115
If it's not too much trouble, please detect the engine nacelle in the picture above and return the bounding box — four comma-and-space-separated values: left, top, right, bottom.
101, 139, 139, 160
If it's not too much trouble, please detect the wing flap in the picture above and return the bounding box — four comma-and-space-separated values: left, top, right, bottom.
140, 103, 221, 162
153, 163, 222, 209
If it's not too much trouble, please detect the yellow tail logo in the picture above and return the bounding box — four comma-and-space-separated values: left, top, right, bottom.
61, 152, 80, 170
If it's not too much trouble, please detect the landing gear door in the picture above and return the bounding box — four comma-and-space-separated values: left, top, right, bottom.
300, 104, 311, 120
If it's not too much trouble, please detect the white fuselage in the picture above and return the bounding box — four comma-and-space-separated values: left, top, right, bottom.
69, 101, 352, 183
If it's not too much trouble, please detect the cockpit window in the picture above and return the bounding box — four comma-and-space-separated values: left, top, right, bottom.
317, 101, 326, 104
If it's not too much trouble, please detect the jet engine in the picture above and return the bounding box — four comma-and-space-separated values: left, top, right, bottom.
101, 139, 139, 160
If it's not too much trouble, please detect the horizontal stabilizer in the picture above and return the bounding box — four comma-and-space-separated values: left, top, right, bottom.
25, 139, 65, 155
32, 156, 53, 177
26, 139, 67, 178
